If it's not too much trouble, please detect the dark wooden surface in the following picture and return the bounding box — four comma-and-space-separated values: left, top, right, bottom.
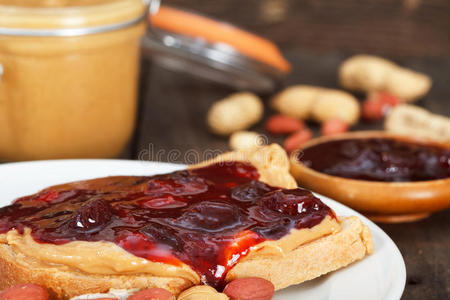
131, 1, 450, 299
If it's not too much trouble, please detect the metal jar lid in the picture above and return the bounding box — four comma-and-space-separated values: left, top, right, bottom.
0, 0, 147, 37
142, 5, 291, 92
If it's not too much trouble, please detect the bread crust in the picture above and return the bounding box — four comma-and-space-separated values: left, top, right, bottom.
0, 245, 192, 299
226, 216, 373, 290
191, 144, 297, 189
0, 144, 373, 299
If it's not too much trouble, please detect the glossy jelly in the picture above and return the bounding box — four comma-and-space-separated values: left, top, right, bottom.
300, 138, 450, 182
0, 161, 333, 289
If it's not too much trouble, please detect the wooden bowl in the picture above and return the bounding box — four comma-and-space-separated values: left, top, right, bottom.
290, 131, 450, 223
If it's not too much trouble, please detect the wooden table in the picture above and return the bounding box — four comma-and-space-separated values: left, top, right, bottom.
129, 1, 450, 298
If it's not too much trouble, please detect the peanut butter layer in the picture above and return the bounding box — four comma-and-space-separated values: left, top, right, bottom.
0, 216, 339, 282
0, 161, 336, 288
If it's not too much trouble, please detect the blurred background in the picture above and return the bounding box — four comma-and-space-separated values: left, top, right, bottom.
168, 0, 449, 57
135, 0, 450, 161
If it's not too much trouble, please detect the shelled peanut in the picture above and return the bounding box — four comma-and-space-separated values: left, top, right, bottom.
128, 288, 175, 300
207, 92, 263, 135
339, 55, 432, 102
271, 85, 360, 125
178, 286, 228, 300
385, 104, 450, 142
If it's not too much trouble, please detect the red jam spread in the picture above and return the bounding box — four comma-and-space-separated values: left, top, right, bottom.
0, 161, 333, 289
300, 138, 450, 182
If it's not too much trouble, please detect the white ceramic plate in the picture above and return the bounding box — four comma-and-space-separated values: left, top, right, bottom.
0, 160, 406, 300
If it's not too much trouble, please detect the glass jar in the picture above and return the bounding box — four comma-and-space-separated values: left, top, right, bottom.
0, 0, 146, 161
142, 4, 291, 93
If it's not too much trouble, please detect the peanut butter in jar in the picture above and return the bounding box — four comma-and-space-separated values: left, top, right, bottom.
0, 0, 146, 161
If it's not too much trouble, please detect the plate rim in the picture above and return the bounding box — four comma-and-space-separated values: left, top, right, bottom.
0, 159, 406, 300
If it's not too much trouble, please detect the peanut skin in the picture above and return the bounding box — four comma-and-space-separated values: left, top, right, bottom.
208, 93, 263, 135
0, 284, 48, 300
339, 55, 432, 102
265, 114, 304, 135
78, 298, 116, 300
128, 288, 175, 300
223, 277, 274, 300
321, 119, 349, 136
284, 129, 313, 153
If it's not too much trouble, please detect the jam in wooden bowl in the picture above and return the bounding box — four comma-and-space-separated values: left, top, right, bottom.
290, 131, 450, 223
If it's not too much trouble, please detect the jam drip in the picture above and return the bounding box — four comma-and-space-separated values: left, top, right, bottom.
0, 161, 333, 289
300, 138, 450, 182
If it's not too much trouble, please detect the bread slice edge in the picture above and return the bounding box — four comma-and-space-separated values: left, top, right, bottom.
0, 144, 373, 299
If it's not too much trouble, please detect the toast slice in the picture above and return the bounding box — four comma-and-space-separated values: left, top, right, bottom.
0, 144, 373, 299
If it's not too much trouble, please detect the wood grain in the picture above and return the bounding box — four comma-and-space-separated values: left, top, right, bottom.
166, 0, 450, 57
